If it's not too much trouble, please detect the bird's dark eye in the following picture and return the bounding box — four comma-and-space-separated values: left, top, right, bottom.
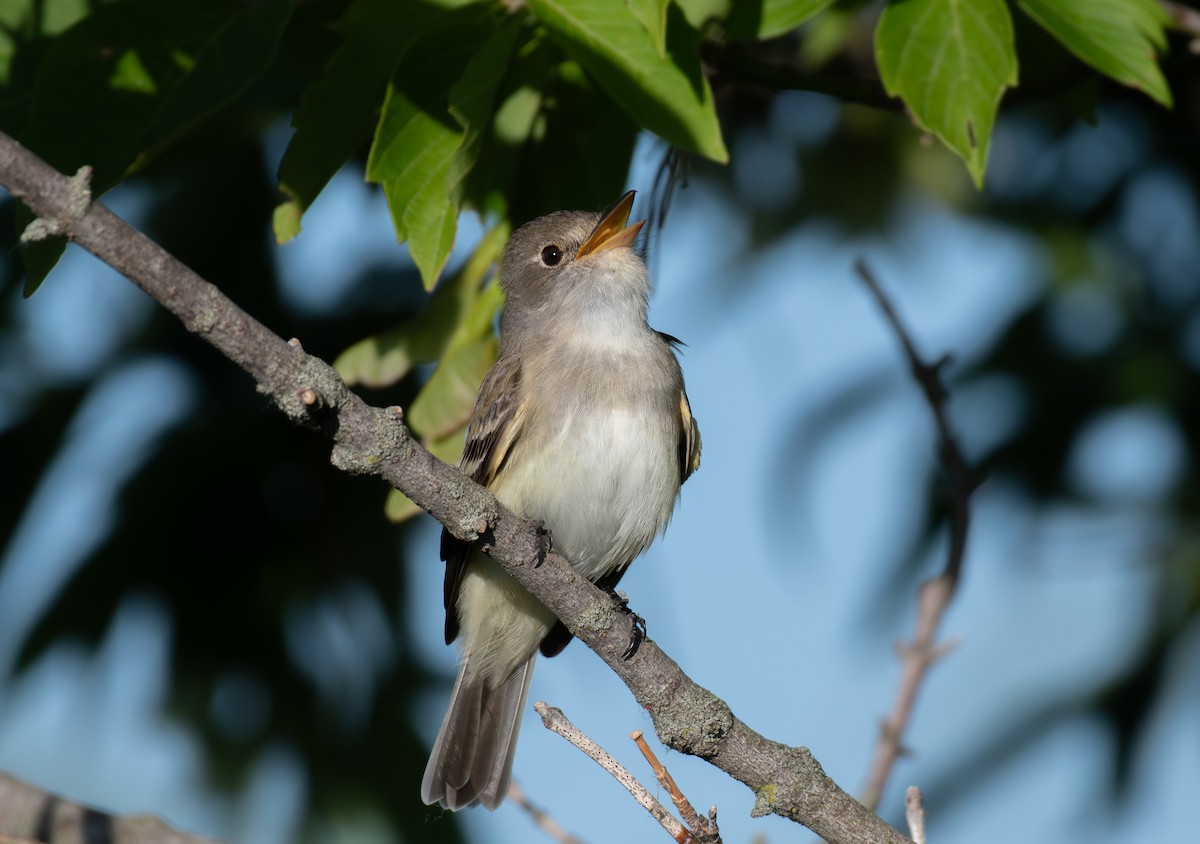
541, 245, 563, 266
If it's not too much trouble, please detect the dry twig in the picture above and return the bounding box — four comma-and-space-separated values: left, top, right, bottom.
630, 731, 721, 844
534, 702, 692, 843
854, 260, 980, 812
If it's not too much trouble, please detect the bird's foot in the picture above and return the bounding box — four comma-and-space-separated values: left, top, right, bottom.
531, 520, 552, 568
608, 589, 647, 660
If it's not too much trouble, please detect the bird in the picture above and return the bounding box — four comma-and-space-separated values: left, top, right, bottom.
420, 190, 701, 811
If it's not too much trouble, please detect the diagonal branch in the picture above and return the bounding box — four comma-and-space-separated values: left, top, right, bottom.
0, 132, 911, 844
854, 259, 980, 812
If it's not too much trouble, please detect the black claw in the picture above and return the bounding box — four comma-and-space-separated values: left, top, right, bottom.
532, 520, 552, 568
608, 589, 647, 659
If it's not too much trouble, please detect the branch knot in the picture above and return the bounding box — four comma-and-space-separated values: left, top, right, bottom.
21, 165, 92, 242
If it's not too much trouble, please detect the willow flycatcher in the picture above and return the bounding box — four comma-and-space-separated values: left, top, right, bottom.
421, 191, 701, 810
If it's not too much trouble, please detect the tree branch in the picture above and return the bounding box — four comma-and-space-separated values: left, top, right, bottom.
702, 41, 897, 111
0, 132, 910, 844
0, 773, 221, 844
854, 260, 979, 812
534, 703, 689, 843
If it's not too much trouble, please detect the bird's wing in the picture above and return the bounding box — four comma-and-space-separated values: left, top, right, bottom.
441, 355, 526, 645
657, 331, 701, 485
679, 388, 701, 484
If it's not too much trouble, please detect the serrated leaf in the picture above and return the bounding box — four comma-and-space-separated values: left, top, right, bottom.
409, 332, 499, 440
366, 16, 507, 289
453, 32, 641, 221
335, 223, 508, 388
1017, 0, 1171, 107
408, 278, 503, 439
274, 0, 477, 241
527, 0, 727, 162
17, 0, 291, 293
386, 429, 467, 523
875, 0, 1017, 188
728, 0, 836, 40
628, 0, 670, 55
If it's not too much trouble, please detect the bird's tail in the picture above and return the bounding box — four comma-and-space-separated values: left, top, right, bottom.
421, 655, 535, 811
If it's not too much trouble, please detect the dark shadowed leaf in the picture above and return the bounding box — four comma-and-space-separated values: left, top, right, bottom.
274, 0, 481, 244
17, 0, 291, 293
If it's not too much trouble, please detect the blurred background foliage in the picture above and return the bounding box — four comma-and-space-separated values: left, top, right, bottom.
0, 0, 1198, 842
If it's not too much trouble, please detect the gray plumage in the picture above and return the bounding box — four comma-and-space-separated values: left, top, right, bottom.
422, 193, 700, 811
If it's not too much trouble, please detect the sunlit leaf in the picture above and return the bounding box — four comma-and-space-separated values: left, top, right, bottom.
628, 0, 669, 55
728, 0, 836, 40
408, 331, 499, 441
1018, 0, 1171, 107
527, 0, 727, 162
274, 0, 478, 243
335, 224, 509, 388
366, 15, 513, 289
875, 0, 1018, 188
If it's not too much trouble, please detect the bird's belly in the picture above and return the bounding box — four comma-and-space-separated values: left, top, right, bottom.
494, 404, 679, 581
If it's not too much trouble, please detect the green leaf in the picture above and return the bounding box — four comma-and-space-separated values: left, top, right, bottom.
366, 14, 513, 289
628, 0, 670, 55
408, 331, 499, 441
17, 0, 292, 293
728, 0, 836, 40
527, 0, 727, 162
407, 276, 503, 439
335, 223, 508, 388
274, 0, 478, 243
461, 53, 640, 223
1017, 0, 1171, 107
800, 6, 855, 68
875, 0, 1018, 188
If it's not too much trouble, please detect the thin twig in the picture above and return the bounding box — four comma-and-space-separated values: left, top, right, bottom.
631, 731, 721, 844
534, 703, 692, 843
702, 41, 897, 110
507, 781, 587, 844
854, 259, 980, 811
905, 786, 927, 844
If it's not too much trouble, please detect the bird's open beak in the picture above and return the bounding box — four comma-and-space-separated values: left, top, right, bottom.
575, 190, 645, 260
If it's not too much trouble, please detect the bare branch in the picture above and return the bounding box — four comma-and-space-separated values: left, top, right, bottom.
534, 703, 690, 843
702, 41, 897, 111
0, 773, 221, 844
854, 259, 979, 812
0, 132, 911, 844
630, 731, 721, 844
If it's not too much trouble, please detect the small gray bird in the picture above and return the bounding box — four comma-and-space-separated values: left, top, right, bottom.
421, 191, 701, 811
